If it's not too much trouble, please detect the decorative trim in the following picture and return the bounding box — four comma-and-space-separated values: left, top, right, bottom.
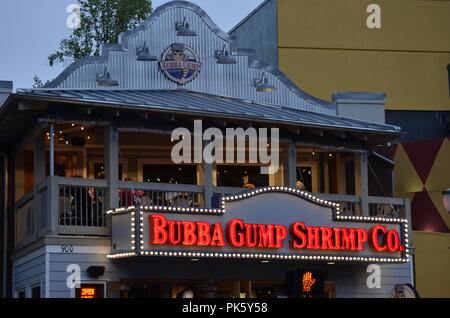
40, 1, 335, 114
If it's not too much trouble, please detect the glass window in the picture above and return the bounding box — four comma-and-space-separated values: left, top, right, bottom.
216, 165, 269, 188
93, 162, 123, 180
142, 164, 197, 185
31, 285, 41, 298
17, 289, 26, 298
296, 167, 313, 192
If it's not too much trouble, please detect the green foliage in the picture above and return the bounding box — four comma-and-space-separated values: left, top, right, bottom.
32, 75, 51, 88
48, 0, 152, 66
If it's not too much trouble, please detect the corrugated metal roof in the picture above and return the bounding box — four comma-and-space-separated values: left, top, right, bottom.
42, 1, 336, 116
15, 89, 402, 135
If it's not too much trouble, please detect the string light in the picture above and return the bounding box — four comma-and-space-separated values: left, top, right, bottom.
107, 186, 409, 263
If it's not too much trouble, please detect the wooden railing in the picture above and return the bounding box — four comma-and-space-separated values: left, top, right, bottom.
118, 181, 204, 208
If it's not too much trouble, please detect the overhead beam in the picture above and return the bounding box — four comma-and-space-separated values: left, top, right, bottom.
18, 100, 48, 111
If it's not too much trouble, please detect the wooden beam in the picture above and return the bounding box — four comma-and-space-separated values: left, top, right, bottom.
18, 100, 48, 111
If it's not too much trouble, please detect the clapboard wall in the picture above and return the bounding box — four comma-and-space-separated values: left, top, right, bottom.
42, 247, 412, 298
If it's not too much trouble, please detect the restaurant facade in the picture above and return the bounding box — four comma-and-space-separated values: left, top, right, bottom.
0, 1, 415, 298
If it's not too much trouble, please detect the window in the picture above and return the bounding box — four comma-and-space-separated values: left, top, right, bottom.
296, 166, 313, 192
93, 162, 123, 180
216, 165, 269, 188
31, 284, 41, 298
16, 289, 26, 298
141, 164, 197, 185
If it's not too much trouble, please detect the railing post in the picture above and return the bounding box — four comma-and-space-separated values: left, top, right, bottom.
47, 176, 59, 235
355, 152, 369, 216
105, 126, 119, 214
34, 132, 46, 239
283, 141, 297, 188
403, 197, 415, 285
202, 141, 213, 208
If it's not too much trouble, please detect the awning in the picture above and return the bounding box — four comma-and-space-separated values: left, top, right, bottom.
14, 89, 402, 136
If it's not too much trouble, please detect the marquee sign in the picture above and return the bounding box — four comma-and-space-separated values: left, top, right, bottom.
108, 187, 410, 263
159, 43, 201, 85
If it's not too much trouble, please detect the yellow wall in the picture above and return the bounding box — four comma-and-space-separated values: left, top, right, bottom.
412, 231, 450, 298
277, 0, 450, 110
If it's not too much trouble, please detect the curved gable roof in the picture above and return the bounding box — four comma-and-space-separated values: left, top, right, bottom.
44, 1, 335, 115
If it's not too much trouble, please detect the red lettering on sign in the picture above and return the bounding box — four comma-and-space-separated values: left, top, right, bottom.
320, 227, 334, 250
197, 222, 211, 246
149, 214, 168, 245
227, 219, 245, 247
386, 229, 400, 252
289, 222, 307, 249
307, 227, 321, 249
356, 228, 368, 251
210, 223, 226, 246
369, 225, 387, 252
274, 225, 287, 248
258, 224, 275, 248
245, 224, 258, 247
168, 220, 182, 245
147, 214, 405, 254
182, 221, 197, 245
340, 228, 357, 250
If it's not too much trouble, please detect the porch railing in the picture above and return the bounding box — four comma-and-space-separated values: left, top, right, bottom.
118, 181, 204, 208
14, 177, 411, 249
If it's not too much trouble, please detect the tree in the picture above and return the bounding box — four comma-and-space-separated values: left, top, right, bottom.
32, 75, 51, 88
48, 0, 152, 66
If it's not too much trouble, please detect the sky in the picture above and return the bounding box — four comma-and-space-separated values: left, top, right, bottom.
0, 0, 266, 91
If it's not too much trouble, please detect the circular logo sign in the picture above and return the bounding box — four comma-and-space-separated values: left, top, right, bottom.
159, 43, 202, 85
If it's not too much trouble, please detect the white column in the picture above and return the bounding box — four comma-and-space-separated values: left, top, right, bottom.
355, 152, 369, 216
49, 123, 54, 177
284, 141, 297, 188
34, 133, 46, 186
104, 126, 119, 210
202, 141, 213, 208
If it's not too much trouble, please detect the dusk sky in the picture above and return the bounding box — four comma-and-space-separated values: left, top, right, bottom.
0, 0, 265, 91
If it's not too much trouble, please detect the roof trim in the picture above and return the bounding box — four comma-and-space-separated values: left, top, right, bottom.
13, 90, 402, 136
228, 0, 272, 34
43, 1, 232, 89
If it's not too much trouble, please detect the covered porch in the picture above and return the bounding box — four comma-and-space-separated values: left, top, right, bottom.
2, 89, 410, 250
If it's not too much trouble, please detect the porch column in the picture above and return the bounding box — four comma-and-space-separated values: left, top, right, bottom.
283, 141, 297, 188
355, 152, 369, 216
202, 141, 213, 209
104, 126, 119, 210
33, 132, 46, 240
49, 123, 54, 176
33, 133, 46, 187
